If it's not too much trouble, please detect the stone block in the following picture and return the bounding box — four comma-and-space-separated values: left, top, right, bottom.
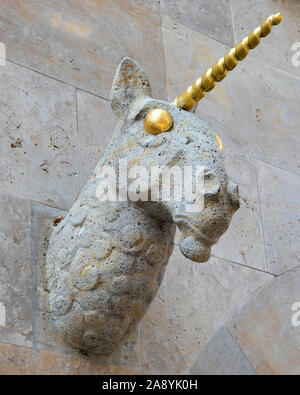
130, 0, 161, 13
140, 247, 273, 374
77, 91, 115, 188
246, 59, 300, 175
256, 161, 300, 275
0, 342, 139, 375
0, 193, 32, 347
0, 61, 79, 210
190, 325, 256, 375
225, 266, 300, 375
0, 0, 166, 100
231, 0, 300, 79
161, 0, 234, 46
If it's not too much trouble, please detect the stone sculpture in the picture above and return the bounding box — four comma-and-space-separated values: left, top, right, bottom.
45, 14, 282, 355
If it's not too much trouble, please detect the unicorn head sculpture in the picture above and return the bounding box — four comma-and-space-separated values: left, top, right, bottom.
45, 14, 282, 355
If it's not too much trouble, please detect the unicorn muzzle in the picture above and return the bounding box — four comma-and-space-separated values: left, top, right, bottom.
179, 235, 212, 263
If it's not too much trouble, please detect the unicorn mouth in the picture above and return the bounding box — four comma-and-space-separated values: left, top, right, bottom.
179, 235, 212, 263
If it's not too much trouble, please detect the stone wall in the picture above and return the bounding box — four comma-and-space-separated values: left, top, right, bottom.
0, 0, 299, 374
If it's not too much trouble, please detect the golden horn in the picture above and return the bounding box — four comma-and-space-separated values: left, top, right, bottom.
172, 13, 282, 111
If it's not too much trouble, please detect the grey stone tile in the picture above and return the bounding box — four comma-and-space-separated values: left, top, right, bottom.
246, 58, 300, 175
0, 60, 79, 211
163, 19, 254, 155
256, 161, 300, 275
31, 202, 141, 371
225, 266, 300, 375
161, 0, 234, 46
0, 193, 32, 347
140, 247, 273, 374
77, 91, 115, 188
190, 325, 256, 375
0, 0, 166, 100
231, 0, 300, 79
212, 150, 266, 271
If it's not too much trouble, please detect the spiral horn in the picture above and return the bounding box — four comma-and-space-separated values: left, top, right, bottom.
172, 13, 283, 111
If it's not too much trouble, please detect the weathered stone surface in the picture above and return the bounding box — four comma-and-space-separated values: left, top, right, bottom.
140, 247, 273, 374
225, 266, 300, 375
163, 19, 253, 155
212, 150, 266, 271
0, 342, 139, 375
77, 91, 115, 188
0, 193, 32, 347
45, 57, 240, 356
246, 59, 300, 175
0, 61, 79, 210
256, 161, 300, 275
231, 0, 300, 79
190, 326, 256, 375
32, 201, 141, 372
0, 0, 166, 100
161, 0, 234, 46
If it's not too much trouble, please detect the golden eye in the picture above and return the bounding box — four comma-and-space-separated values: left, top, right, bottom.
144, 109, 173, 135
214, 134, 223, 151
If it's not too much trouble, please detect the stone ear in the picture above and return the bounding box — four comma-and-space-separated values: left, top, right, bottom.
110, 57, 152, 120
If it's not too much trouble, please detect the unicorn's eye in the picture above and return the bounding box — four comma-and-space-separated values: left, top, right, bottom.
144, 109, 173, 135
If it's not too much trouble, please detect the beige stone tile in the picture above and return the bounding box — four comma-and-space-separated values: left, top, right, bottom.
231, 0, 300, 79
161, 0, 234, 46
163, 19, 254, 155
140, 247, 273, 374
0, 61, 79, 210
77, 91, 115, 188
129, 0, 161, 13
246, 58, 300, 175
31, 202, 66, 351
0, 0, 166, 100
31, 202, 141, 372
256, 161, 300, 275
0, 342, 140, 375
190, 325, 256, 375
212, 150, 266, 271
0, 193, 32, 348
225, 266, 300, 375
